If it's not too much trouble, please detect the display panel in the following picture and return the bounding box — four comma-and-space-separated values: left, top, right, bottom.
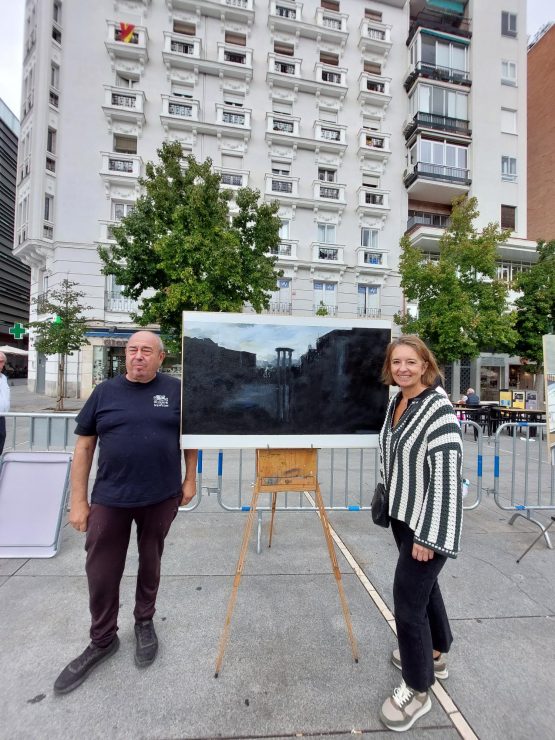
181, 312, 391, 449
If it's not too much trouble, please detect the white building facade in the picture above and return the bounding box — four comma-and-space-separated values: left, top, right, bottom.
14, 0, 534, 399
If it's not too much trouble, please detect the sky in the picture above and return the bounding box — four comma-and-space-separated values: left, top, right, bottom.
0, 0, 553, 118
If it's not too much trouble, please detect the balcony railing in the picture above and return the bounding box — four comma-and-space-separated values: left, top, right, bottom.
404, 112, 471, 139
163, 32, 201, 60
266, 113, 301, 137
406, 213, 451, 231
357, 249, 388, 268
359, 18, 393, 55
105, 292, 140, 313
267, 241, 297, 259
265, 174, 298, 198
313, 181, 346, 203
101, 152, 142, 179
404, 162, 471, 187
404, 62, 471, 91
358, 306, 382, 318
315, 63, 347, 88
408, 8, 472, 45
315, 7, 348, 35
357, 187, 390, 213
105, 21, 148, 68
36, 292, 50, 313
358, 73, 392, 108
217, 43, 253, 69
313, 304, 338, 316
266, 301, 292, 314
312, 244, 344, 263
358, 130, 392, 160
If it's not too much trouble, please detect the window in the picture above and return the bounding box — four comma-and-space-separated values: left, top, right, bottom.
317, 223, 336, 243
222, 153, 243, 170
53, 1, 61, 23
225, 31, 246, 46
501, 108, 517, 134
365, 8, 382, 22
271, 160, 290, 176
279, 220, 290, 239
318, 168, 336, 182
172, 84, 192, 98
501, 156, 517, 181
276, 5, 296, 20
116, 73, 136, 88
112, 202, 134, 221
272, 100, 292, 115
274, 41, 294, 56
501, 205, 516, 230
44, 194, 54, 221
47, 127, 56, 154
223, 94, 244, 107
501, 11, 517, 37
358, 285, 380, 316
361, 228, 378, 248
321, 0, 340, 10
319, 109, 337, 123
415, 139, 468, 173
313, 281, 337, 311
52, 26, 61, 43
364, 61, 381, 76
420, 34, 467, 74
173, 20, 195, 36
113, 134, 137, 154
409, 84, 468, 121
501, 60, 517, 85
320, 51, 339, 66
50, 63, 59, 89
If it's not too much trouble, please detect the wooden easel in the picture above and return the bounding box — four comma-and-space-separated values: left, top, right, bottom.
214, 448, 359, 677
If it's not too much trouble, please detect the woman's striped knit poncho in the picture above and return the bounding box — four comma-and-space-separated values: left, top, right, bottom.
379, 390, 463, 558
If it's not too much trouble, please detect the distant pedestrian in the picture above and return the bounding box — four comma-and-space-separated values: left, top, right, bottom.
465, 388, 480, 406
376, 335, 463, 732
0, 352, 10, 456
54, 331, 197, 695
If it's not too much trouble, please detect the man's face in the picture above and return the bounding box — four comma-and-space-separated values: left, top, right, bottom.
125, 333, 164, 383
0, 355, 5, 372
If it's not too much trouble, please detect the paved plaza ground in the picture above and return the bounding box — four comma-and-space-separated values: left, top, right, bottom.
1, 385, 554, 739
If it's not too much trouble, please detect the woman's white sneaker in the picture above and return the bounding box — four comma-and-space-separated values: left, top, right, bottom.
379, 679, 432, 732
391, 648, 448, 680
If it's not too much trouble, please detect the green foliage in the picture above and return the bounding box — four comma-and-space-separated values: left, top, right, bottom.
513, 240, 555, 369
99, 141, 282, 341
29, 279, 91, 410
395, 196, 518, 364
315, 301, 329, 317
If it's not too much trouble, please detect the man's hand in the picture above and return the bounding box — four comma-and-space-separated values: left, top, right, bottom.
69, 499, 91, 532
180, 478, 197, 506
412, 543, 434, 561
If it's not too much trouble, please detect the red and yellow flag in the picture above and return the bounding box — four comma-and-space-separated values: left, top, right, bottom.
119, 22, 136, 43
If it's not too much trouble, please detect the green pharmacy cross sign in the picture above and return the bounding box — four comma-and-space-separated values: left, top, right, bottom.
9, 323, 28, 340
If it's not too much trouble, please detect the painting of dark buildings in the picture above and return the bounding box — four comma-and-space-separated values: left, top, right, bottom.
181, 315, 390, 445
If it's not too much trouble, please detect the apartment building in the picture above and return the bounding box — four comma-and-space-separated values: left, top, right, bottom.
0, 98, 30, 353
14, 0, 534, 399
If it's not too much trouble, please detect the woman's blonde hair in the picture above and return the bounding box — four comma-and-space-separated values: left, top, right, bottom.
381, 335, 441, 387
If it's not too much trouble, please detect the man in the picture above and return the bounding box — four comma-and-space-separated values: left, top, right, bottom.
465, 388, 480, 406
54, 331, 197, 694
0, 352, 10, 456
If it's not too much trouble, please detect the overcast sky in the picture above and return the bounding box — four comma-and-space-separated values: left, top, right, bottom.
0, 0, 553, 118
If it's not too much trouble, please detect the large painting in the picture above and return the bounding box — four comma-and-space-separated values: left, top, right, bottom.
181, 312, 391, 449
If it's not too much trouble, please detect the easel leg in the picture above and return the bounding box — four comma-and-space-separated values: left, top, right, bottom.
269, 491, 277, 548
314, 483, 359, 663
214, 485, 261, 677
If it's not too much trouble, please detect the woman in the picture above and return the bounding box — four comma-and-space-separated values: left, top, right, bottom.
377, 335, 463, 732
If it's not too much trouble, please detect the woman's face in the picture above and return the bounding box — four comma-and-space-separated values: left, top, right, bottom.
390, 345, 428, 393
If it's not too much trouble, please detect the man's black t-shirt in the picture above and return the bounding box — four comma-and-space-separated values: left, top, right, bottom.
75, 373, 182, 507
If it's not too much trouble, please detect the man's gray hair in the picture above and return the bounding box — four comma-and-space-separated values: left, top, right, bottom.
466, 388, 475, 395
126, 331, 164, 352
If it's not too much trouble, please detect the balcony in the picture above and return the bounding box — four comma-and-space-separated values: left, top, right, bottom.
216, 103, 252, 133
267, 2, 348, 47
218, 169, 249, 190
217, 42, 254, 78
100, 153, 142, 190
98, 221, 118, 243
356, 187, 390, 217
358, 129, 392, 165
266, 112, 301, 139
268, 0, 302, 34
358, 72, 392, 109
265, 174, 299, 201
267, 54, 346, 99
314, 7, 349, 45
311, 243, 345, 265
265, 301, 293, 315
104, 292, 140, 313
357, 249, 388, 269
407, 6, 472, 45
160, 95, 199, 132
313, 180, 346, 204
162, 32, 202, 67
403, 112, 471, 141
404, 162, 471, 203
166, 0, 254, 25
405, 212, 451, 250
267, 240, 298, 260
105, 21, 148, 72
102, 86, 146, 133
358, 18, 393, 57
313, 304, 337, 316
313, 121, 347, 154
358, 306, 382, 319
404, 62, 471, 92
162, 34, 252, 84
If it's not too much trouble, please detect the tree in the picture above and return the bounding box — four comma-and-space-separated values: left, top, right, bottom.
99, 142, 282, 344
30, 280, 91, 411
513, 240, 555, 370
395, 196, 518, 364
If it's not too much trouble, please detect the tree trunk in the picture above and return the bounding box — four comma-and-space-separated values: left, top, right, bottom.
57, 355, 65, 412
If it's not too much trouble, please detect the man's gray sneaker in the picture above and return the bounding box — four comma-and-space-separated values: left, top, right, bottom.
54, 636, 120, 695
391, 648, 448, 679
379, 679, 432, 732
134, 620, 158, 667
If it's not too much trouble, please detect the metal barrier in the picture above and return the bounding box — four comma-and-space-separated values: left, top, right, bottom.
2, 412, 79, 452
493, 422, 554, 548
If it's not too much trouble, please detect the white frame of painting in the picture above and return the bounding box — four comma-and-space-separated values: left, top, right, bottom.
181, 311, 391, 449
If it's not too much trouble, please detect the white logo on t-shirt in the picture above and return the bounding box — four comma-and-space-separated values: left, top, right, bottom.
153, 394, 169, 407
